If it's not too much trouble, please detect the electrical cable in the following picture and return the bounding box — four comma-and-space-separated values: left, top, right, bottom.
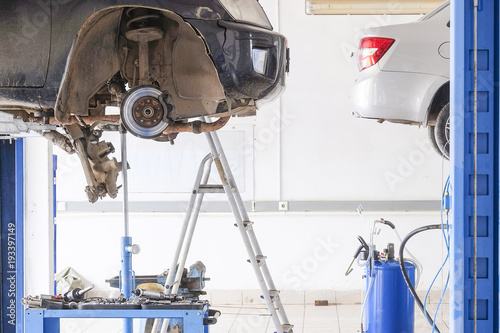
432, 176, 451, 332
432, 273, 450, 332
423, 176, 451, 331
399, 224, 443, 333
424, 249, 449, 333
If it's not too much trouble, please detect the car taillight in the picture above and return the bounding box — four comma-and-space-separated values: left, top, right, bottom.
357, 37, 395, 71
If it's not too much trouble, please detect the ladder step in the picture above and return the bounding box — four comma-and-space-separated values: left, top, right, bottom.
256, 255, 267, 264
198, 184, 225, 193
247, 255, 267, 266
260, 290, 279, 300
269, 290, 279, 297
234, 221, 254, 229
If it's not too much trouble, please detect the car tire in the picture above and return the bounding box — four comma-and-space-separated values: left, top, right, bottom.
427, 125, 442, 156
434, 103, 450, 160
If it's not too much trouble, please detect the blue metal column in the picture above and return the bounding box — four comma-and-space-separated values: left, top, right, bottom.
14, 140, 23, 333
0, 139, 24, 333
451, 0, 498, 332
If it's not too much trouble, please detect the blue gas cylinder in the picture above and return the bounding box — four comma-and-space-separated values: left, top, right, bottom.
365, 258, 415, 333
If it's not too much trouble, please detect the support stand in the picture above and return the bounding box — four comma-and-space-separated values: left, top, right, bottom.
154, 121, 293, 333
120, 128, 135, 333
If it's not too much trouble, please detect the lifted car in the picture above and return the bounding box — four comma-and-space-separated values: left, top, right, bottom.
351, 1, 449, 159
0, 0, 289, 202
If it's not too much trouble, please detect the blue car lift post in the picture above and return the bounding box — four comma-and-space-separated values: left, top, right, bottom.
451, 0, 499, 332
0, 139, 24, 333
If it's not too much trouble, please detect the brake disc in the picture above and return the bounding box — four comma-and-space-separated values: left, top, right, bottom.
120, 86, 168, 138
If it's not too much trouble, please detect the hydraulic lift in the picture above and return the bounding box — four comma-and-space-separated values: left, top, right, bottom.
451, 0, 500, 332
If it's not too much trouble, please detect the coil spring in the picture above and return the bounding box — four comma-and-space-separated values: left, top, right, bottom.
126, 8, 160, 29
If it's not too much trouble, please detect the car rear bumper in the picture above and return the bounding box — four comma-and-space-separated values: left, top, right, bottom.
350, 71, 448, 125
187, 19, 288, 103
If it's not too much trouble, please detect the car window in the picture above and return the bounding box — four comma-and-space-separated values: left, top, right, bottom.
217, 0, 272, 29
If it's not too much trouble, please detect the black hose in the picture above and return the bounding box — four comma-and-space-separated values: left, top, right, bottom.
399, 224, 442, 333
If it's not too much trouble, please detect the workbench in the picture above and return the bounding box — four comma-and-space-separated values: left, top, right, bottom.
25, 303, 211, 333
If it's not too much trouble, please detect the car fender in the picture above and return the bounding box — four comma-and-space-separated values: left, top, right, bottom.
411, 74, 449, 125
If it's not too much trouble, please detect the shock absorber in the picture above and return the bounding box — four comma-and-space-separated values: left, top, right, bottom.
125, 8, 164, 86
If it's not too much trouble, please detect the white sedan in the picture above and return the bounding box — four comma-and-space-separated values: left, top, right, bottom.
351, 1, 450, 158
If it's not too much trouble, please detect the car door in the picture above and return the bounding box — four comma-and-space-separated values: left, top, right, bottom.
0, 1, 51, 88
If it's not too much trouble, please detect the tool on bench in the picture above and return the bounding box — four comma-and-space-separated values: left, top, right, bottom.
130, 288, 184, 301
63, 284, 95, 302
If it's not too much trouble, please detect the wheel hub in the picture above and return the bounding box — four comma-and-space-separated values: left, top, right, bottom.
121, 86, 168, 138
132, 96, 164, 128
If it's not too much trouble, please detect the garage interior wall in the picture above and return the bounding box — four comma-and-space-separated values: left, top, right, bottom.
25, 0, 450, 302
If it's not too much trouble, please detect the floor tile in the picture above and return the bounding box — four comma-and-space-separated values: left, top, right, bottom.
57, 295, 449, 333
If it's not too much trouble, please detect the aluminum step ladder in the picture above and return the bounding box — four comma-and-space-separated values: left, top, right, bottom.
153, 121, 293, 333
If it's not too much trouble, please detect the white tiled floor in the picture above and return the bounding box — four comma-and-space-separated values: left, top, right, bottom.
59, 302, 449, 333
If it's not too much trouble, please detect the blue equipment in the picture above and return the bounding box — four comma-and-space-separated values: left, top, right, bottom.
364, 243, 415, 333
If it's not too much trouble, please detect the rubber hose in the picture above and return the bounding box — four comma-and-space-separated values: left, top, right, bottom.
399, 224, 442, 333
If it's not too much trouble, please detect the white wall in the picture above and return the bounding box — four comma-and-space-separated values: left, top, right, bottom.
48, 0, 452, 298
55, 211, 449, 293
24, 138, 54, 296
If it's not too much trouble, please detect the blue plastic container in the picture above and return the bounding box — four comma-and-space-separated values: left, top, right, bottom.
365, 259, 415, 333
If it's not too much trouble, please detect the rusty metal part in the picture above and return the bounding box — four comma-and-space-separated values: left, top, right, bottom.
162, 116, 230, 136
29, 115, 121, 125
131, 96, 164, 128
125, 27, 163, 86
31, 114, 228, 135
65, 123, 122, 203
37, 130, 75, 154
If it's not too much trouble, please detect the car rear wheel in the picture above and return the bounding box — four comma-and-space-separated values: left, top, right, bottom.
434, 102, 450, 160
427, 125, 442, 156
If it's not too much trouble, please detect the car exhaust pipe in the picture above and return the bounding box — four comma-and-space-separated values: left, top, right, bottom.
163, 116, 230, 135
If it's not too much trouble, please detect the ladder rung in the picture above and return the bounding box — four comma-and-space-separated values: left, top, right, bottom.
247, 255, 267, 266
269, 290, 280, 297
256, 255, 267, 263
260, 290, 280, 301
234, 221, 254, 229
198, 184, 225, 193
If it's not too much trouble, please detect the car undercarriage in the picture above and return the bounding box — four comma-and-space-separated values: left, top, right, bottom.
0, 3, 289, 202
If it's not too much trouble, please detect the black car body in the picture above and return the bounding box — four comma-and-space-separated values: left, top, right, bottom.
0, 0, 289, 201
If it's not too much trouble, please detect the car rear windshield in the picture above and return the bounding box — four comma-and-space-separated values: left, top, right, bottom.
217, 0, 272, 29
